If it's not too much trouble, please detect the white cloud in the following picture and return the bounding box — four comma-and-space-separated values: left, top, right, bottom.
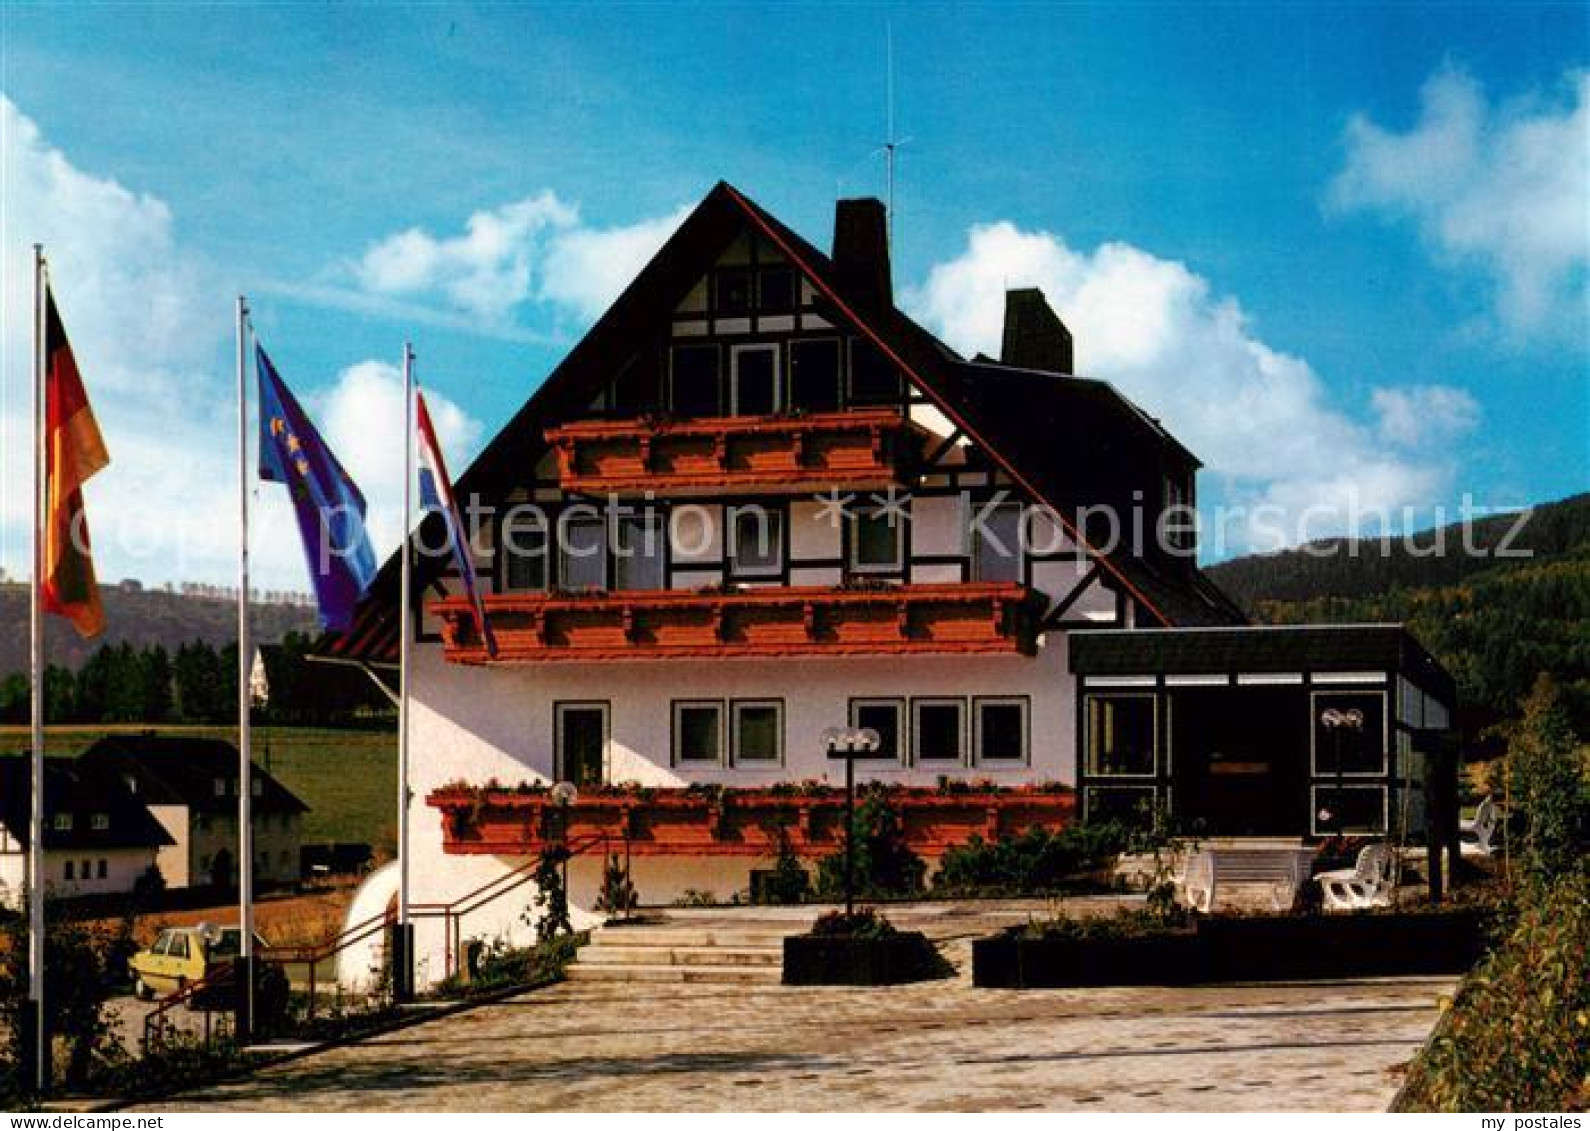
903, 220, 1478, 551
347, 195, 689, 329
1371, 384, 1480, 448
1331, 65, 1590, 334
0, 96, 484, 593
309, 360, 482, 561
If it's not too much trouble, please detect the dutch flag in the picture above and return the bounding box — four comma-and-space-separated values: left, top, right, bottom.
417, 389, 496, 655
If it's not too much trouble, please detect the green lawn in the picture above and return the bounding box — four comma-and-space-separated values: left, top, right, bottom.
0, 724, 396, 853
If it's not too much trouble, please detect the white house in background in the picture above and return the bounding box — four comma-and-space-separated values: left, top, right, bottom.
0, 754, 172, 907
317, 183, 1454, 989
79, 734, 308, 890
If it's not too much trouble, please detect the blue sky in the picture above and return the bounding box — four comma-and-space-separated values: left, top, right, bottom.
2, 2, 1585, 590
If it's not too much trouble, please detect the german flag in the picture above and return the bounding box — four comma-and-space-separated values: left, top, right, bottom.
42, 286, 109, 638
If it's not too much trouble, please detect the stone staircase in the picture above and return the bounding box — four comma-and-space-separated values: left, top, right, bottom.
566, 919, 787, 985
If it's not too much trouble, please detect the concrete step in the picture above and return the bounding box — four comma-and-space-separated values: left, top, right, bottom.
585, 927, 792, 949
565, 961, 783, 985
576, 945, 781, 967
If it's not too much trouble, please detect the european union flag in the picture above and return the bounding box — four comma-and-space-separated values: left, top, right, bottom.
257, 345, 377, 631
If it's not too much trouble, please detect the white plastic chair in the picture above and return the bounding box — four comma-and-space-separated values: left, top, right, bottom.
1314, 843, 1394, 910
1459, 795, 1500, 856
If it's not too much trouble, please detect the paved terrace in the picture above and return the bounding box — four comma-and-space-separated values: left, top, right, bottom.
135, 903, 1452, 1112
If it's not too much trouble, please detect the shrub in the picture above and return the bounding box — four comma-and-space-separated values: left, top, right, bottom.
0, 911, 125, 1093
814, 788, 927, 900
1507, 675, 1590, 887
528, 845, 573, 943
593, 854, 638, 919
809, 908, 897, 939
1397, 870, 1589, 1111
932, 823, 1131, 896
754, 825, 811, 905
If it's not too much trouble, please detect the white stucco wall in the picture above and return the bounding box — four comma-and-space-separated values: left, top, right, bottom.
0, 847, 159, 908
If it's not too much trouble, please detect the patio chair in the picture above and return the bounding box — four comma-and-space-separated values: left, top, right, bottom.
1314, 843, 1394, 911
1459, 795, 1500, 856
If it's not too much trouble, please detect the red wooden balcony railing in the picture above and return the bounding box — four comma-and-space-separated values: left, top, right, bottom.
430, 582, 1042, 663
542, 408, 909, 493
427, 785, 1076, 857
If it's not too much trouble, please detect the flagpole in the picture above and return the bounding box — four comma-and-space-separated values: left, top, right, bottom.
236, 295, 255, 1042
29, 246, 48, 1095
395, 342, 414, 1001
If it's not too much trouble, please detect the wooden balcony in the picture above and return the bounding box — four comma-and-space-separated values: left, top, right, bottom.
542, 408, 909, 494
431, 582, 1043, 664
427, 785, 1076, 857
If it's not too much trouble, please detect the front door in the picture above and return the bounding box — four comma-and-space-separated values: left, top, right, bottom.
1170, 686, 1309, 836
556, 703, 608, 787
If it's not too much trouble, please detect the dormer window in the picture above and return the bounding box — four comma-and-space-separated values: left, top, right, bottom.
91, 814, 109, 831
52, 813, 73, 832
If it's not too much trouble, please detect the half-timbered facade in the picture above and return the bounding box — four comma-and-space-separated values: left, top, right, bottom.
319, 183, 1450, 985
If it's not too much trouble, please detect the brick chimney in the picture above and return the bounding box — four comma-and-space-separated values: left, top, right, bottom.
832, 198, 892, 311
1000, 288, 1074, 374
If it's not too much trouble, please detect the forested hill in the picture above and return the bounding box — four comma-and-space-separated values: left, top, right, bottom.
1206, 493, 1590, 730
0, 580, 316, 675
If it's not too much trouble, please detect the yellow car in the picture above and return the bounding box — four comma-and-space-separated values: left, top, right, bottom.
129, 925, 266, 1000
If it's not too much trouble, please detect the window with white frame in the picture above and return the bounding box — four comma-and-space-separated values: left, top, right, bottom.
615, 511, 666, 591
502, 511, 549, 591
974, 697, 1029, 764
912, 699, 965, 764
672, 700, 725, 765
1311, 690, 1388, 776
849, 699, 904, 761
52, 813, 72, 832
1085, 693, 1157, 777
91, 813, 109, 831
849, 508, 903, 574
970, 501, 1024, 583
559, 511, 608, 591
729, 506, 784, 578
730, 343, 781, 416
731, 700, 784, 765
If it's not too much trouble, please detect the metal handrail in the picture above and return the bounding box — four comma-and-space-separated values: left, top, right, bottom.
140, 962, 237, 1053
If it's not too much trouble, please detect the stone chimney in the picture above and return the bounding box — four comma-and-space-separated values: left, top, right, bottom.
832, 198, 892, 310
1000, 288, 1074, 374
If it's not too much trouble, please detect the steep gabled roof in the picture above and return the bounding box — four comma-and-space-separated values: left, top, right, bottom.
0, 755, 175, 851
79, 735, 309, 816
319, 181, 1241, 661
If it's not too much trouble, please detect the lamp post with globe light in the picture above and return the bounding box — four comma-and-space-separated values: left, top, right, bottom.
823, 726, 881, 918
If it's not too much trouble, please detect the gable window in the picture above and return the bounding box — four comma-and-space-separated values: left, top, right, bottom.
730, 343, 780, 416
559, 511, 608, 591
91, 813, 109, 831
850, 508, 903, 574
758, 267, 796, 312
1085, 694, 1157, 777
789, 338, 842, 413
971, 501, 1024, 583
729, 506, 784, 579
849, 699, 904, 761
731, 700, 784, 765
672, 701, 725, 765
848, 339, 901, 404
502, 513, 548, 591
615, 511, 666, 591
913, 699, 966, 764
670, 344, 721, 417
715, 268, 753, 315
974, 697, 1029, 764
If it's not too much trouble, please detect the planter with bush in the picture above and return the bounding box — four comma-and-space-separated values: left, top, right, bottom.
783, 909, 946, 986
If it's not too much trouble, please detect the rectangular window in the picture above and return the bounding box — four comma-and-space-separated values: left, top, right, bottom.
1311, 690, 1389, 776
731, 700, 784, 765
848, 339, 901, 404
729, 506, 784, 578
63, 861, 73, 881
730, 343, 780, 416
758, 266, 795, 312
214, 778, 226, 797
559, 512, 608, 591
555, 702, 609, 788
97, 860, 107, 879
609, 353, 660, 416
91, 813, 109, 831
168, 933, 190, 960
975, 697, 1029, 763
715, 268, 753, 315
788, 338, 842, 413
502, 514, 549, 591
615, 512, 666, 591
850, 509, 904, 574
672, 701, 725, 765
1086, 694, 1157, 777
52, 813, 72, 831
670, 344, 721, 417
971, 502, 1024, 583
1311, 785, 1388, 836
849, 699, 905, 761
913, 699, 965, 763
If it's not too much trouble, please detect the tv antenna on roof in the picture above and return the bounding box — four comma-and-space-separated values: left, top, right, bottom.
879, 22, 911, 249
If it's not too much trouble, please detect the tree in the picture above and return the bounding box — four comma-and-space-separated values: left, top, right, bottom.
1508, 674, 1590, 886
